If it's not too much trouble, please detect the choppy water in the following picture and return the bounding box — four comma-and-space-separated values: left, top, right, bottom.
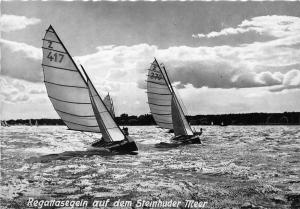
1, 125, 299, 209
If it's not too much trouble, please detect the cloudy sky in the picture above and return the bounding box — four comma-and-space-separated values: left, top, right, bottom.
1, 1, 300, 119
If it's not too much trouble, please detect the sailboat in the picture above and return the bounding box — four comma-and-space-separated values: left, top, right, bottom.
147, 59, 201, 144
103, 93, 115, 118
42, 25, 138, 153
1, 120, 9, 127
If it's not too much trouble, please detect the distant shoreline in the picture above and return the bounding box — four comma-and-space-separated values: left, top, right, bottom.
2, 112, 300, 126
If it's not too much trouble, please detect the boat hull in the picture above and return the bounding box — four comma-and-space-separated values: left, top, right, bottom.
155, 135, 201, 148
171, 135, 201, 144
91, 139, 138, 153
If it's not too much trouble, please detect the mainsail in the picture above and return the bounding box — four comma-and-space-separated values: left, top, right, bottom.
147, 59, 193, 136
42, 25, 100, 132
147, 60, 173, 129
103, 93, 115, 117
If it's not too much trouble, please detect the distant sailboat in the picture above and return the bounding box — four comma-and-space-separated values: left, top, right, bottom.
103, 93, 115, 118
220, 121, 227, 126
147, 59, 201, 144
1, 120, 9, 127
42, 25, 138, 153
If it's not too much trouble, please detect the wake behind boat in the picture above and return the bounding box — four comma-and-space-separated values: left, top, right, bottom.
147, 59, 202, 146
42, 25, 138, 154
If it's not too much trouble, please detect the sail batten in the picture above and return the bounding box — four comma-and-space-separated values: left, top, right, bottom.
63, 120, 99, 127
56, 109, 95, 117
49, 96, 91, 104
42, 38, 61, 44
151, 112, 172, 116
42, 64, 77, 72
45, 81, 87, 89
147, 92, 171, 96
42, 47, 67, 54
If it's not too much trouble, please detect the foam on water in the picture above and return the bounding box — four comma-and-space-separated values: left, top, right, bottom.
1, 125, 300, 208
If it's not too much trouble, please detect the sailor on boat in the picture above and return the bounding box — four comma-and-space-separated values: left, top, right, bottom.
122, 127, 129, 136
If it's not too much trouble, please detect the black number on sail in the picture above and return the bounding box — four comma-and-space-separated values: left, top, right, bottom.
47, 52, 64, 63
150, 72, 162, 80
48, 41, 53, 49
58, 54, 64, 62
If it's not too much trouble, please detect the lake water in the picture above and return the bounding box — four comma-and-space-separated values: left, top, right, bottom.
1, 125, 299, 209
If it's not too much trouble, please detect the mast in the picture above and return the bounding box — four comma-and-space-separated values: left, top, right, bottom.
80, 65, 125, 136
154, 58, 193, 135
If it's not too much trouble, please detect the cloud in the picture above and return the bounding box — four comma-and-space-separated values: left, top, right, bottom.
0, 76, 29, 103
3, 14, 300, 96
193, 15, 300, 40
2, 38, 300, 93
160, 59, 300, 90
0, 14, 41, 32
0, 39, 43, 82
192, 27, 253, 39
0, 76, 46, 103
0, 39, 42, 60
75, 43, 300, 92
270, 69, 300, 92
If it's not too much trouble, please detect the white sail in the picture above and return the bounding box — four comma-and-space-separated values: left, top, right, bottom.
42, 25, 100, 133
171, 95, 194, 136
147, 59, 194, 136
87, 79, 125, 142
103, 93, 115, 117
147, 60, 173, 129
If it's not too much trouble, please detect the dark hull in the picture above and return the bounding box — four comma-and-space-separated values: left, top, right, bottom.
108, 141, 138, 153
171, 135, 201, 144
155, 135, 201, 148
167, 129, 174, 133
91, 140, 138, 154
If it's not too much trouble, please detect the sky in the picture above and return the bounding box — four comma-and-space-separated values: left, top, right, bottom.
1, 1, 300, 119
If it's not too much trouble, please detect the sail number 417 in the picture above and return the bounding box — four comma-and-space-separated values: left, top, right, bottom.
47, 51, 64, 63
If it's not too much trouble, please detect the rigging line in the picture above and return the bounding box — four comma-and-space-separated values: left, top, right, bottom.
154, 59, 190, 135
173, 87, 190, 118
88, 87, 113, 142
172, 86, 196, 132
82, 65, 124, 138
161, 64, 193, 134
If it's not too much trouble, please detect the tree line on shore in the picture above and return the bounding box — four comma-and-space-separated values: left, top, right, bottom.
2, 112, 300, 126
